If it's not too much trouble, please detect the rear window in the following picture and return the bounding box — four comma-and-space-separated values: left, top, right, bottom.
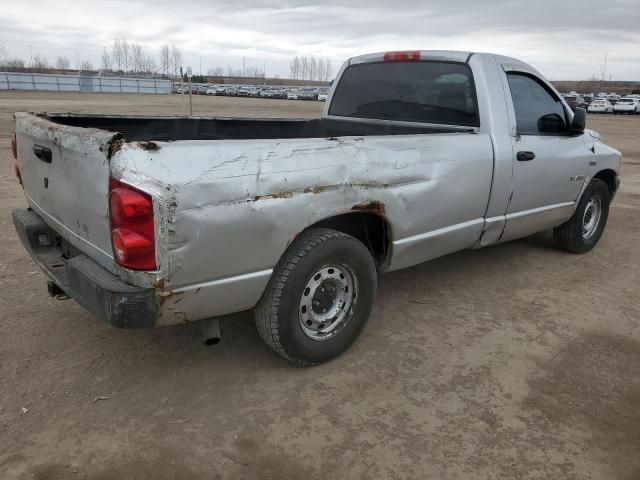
328, 61, 479, 127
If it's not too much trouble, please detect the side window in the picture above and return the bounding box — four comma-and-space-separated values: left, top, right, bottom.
507, 73, 567, 135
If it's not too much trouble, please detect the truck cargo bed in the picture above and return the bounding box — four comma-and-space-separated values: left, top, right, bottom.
39, 113, 471, 142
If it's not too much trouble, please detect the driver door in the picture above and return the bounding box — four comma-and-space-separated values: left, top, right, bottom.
499, 71, 592, 243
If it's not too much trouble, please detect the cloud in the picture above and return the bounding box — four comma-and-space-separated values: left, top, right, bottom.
0, 0, 638, 80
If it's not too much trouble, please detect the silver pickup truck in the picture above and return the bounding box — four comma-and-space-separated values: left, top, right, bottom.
12, 50, 621, 365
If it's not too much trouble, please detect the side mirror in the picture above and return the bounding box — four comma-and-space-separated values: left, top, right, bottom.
537, 113, 566, 134
569, 107, 586, 134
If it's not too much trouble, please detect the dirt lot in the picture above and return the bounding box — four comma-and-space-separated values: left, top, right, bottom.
1, 91, 639, 480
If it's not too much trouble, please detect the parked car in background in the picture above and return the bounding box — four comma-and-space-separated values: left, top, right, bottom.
12, 50, 621, 365
237, 86, 252, 97
606, 95, 621, 105
562, 94, 587, 111
317, 89, 330, 101
286, 89, 300, 100
259, 87, 273, 98
298, 87, 319, 100
613, 97, 640, 114
225, 86, 237, 96
588, 99, 614, 114
272, 88, 287, 99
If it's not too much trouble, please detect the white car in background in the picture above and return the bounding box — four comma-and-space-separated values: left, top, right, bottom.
613, 97, 640, 114
287, 89, 299, 100
317, 91, 329, 101
588, 99, 614, 114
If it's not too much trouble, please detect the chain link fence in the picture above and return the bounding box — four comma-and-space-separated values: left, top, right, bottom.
0, 72, 171, 94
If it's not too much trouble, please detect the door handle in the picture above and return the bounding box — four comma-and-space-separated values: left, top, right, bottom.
517, 151, 535, 161
33, 144, 52, 163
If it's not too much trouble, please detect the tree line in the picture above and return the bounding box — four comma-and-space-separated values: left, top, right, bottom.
0, 39, 184, 78
289, 56, 333, 81
207, 65, 266, 79
1, 41, 334, 81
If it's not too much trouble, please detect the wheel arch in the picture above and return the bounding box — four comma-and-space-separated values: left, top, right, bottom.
290, 203, 393, 270
593, 169, 619, 197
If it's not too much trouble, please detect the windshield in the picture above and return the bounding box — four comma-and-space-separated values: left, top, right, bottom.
329, 61, 479, 126
618, 99, 633, 103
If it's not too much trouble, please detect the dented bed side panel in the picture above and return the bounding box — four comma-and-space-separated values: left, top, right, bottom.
111, 133, 494, 324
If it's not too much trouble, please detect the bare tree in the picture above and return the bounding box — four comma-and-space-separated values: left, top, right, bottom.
226, 65, 243, 77
300, 56, 310, 80
55, 56, 70, 70
323, 59, 333, 81
121, 39, 130, 72
245, 66, 264, 78
309, 57, 318, 82
289, 56, 334, 81
4, 57, 25, 70
159, 44, 170, 77
101, 49, 111, 72
131, 42, 144, 73
169, 44, 183, 79
32, 55, 49, 72
80, 60, 94, 71
317, 59, 326, 83
207, 66, 224, 77
112, 39, 124, 71
599, 52, 608, 82
289, 56, 301, 80
141, 54, 156, 75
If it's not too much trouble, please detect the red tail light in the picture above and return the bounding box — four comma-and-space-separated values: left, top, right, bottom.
109, 178, 156, 270
383, 51, 421, 62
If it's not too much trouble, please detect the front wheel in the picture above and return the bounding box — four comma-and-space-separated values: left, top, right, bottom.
255, 228, 377, 365
554, 178, 610, 253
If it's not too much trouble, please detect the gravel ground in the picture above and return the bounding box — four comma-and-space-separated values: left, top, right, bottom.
0, 91, 639, 480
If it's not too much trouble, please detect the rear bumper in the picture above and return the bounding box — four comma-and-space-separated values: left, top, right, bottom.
12, 208, 157, 328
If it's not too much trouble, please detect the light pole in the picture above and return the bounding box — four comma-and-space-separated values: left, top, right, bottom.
186, 66, 193, 117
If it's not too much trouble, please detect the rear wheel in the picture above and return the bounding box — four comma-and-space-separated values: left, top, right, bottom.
255, 228, 377, 365
554, 178, 610, 253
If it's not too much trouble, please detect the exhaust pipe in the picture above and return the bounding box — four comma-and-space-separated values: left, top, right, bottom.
202, 318, 221, 346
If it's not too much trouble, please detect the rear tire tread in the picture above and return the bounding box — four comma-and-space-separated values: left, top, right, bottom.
255, 229, 358, 366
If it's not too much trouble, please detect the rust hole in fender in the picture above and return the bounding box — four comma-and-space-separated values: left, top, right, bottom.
351, 200, 386, 215
108, 135, 124, 159
138, 141, 160, 151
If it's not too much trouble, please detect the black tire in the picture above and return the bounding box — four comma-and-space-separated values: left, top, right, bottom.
554, 178, 610, 253
255, 228, 377, 365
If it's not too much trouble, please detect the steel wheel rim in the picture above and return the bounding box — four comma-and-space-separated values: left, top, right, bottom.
298, 264, 358, 341
582, 195, 602, 240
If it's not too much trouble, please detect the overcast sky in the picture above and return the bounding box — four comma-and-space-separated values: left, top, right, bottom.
1, 0, 639, 80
